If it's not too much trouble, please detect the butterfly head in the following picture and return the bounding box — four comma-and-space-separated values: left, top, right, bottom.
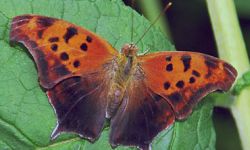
121, 43, 138, 57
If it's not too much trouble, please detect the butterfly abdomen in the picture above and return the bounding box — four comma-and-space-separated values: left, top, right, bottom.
106, 84, 125, 118
106, 52, 138, 118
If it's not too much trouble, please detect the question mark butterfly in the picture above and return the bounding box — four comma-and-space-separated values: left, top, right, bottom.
10, 15, 237, 150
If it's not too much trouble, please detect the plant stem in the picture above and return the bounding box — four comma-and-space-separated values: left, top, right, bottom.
138, 0, 172, 41
206, 0, 250, 149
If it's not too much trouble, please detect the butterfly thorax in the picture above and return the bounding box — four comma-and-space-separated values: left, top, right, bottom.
121, 43, 138, 57
106, 44, 139, 118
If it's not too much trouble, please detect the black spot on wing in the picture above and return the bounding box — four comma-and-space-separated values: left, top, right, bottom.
36, 17, 55, 27
164, 82, 171, 90
73, 60, 80, 68
86, 36, 92, 43
203, 56, 220, 78
189, 77, 195, 83
37, 29, 44, 39
80, 43, 88, 51
166, 64, 173, 72
192, 70, 200, 77
204, 56, 219, 69
63, 27, 78, 43
60, 52, 69, 61
49, 37, 59, 42
51, 44, 58, 51
176, 80, 185, 89
181, 55, 191, 72
166, 56, 172, 62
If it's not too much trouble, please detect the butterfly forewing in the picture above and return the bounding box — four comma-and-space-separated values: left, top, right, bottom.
10, 15, 118, 89
138, 51, 237, 119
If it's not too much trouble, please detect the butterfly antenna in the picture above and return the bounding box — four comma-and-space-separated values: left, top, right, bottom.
131, 0, 135, 43
135, 2, 172, 45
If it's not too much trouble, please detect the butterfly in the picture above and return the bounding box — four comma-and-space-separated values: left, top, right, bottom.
10, 15, 237, 150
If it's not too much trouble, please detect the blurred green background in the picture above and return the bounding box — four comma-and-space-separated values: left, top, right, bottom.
123, 0, 250, 150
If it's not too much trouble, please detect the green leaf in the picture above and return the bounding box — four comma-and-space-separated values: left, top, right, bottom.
167, 99, 215, 150
0, 0, 215, 149
233, 70, 250, 95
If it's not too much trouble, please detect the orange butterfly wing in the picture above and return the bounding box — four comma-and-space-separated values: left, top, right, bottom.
10, 15, 118, 89
10, 15, 118, 141
138, 51, 237, 119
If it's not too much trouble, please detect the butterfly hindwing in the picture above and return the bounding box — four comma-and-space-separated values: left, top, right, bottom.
10, 15, 118, 89
47, 70, 112, 141
138, 51, 237, 119
110, 77, 175, 150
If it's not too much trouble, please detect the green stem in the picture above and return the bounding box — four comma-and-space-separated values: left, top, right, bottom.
206, 0, 250, 150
